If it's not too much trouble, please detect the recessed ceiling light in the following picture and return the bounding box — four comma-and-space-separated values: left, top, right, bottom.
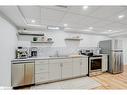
82, 29, 92, 32
47, 26, 60, 30
64, 27, 72, 29
31, 19, 36, 23
108, 30, 112, 32
83, 6, 88, 10
118, 15, 125, 19
88, 27, 93, 30
64, 24, 68, 27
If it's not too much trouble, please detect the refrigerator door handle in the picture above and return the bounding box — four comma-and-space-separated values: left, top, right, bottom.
120, 52, 123, 72
113, 53, 116, 73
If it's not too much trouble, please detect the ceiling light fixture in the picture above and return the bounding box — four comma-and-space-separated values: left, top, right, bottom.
83, 6, 88, 10
31, 19, 36, 23
64, 24, 68, 27
108, 30, 112, 32
118, 15, 125, 19
83, 29, 92, 32
88, 27, 93, 30
47, 26, 60, 30
64, 27, 72, 30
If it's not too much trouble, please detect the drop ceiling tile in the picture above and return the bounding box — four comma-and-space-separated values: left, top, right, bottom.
67, 6, 99, 16
117, 10, 127, 24
79, 16, 100, 26
19, 6, 41, 19
43, 20, 61, 26
91, 20, 112, 28
90, 6, 126, 19
41, 8, 66, 23
42, 5, 69, 12
107, 9, 127, 23
25, 18, 41, 25
61, 12, 83, 25
68, 25, 88, 30
105, 22, 127, 30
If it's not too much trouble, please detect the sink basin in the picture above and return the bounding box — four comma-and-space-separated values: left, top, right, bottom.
68, 55, 82, 57
49, 55, 68, 58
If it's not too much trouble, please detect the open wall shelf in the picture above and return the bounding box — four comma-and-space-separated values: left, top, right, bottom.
65, 38, 83, 41
31, 41, 54, 43
18, 32, 44, 36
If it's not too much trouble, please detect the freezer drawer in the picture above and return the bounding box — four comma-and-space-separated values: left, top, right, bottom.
111, 51, 123, 74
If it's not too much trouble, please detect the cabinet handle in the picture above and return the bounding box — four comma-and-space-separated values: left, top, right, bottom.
60, 63, 63, 67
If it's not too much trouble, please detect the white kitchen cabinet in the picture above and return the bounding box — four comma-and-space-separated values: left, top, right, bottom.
35, 63, 49, 73
72, 58, 81, 77
81, 57, 88, 76
34, 57, 88, 84
102, 55, 108, 72
72, 57, 88, 77
49, 59, 61, 81
61, 58, 73, 79
35, 72, 49, 83
35, 59, 49, 84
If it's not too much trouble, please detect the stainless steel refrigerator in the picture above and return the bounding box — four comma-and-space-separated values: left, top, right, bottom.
99, 39, 123, 74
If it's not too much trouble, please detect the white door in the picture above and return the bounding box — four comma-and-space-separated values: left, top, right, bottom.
72, 58, 81, 77
61, 59, 73, 79
49, 59, 61, 81
81, 58, 88, 76
102, 55, 108, 72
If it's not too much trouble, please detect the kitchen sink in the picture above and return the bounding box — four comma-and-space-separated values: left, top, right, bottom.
49, 55, 69, 58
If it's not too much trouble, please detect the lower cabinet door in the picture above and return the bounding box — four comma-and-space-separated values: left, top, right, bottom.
72, 58, 81, 77
81, 58, 88, 76
62, 62, 73, 79
102, 55, 108, 72
49, 62, 61, 81
35, 72, 49, 84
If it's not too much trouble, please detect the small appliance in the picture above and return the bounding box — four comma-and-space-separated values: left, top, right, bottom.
16, 47, 29, 59
30, 47, 38, 57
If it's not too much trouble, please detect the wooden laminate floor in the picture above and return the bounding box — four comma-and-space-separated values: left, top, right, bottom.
92, 65, 127, 89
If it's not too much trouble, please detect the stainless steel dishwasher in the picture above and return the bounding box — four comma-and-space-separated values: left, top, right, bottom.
11, 60, 35, 87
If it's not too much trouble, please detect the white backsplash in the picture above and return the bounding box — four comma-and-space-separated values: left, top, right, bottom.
36, 47, 100, 57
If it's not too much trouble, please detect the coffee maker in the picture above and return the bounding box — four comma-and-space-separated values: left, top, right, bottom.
30, 47, 38, 57
16, 47, 29, 59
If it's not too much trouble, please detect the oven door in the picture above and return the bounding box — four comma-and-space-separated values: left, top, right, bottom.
89, 57, 102, 73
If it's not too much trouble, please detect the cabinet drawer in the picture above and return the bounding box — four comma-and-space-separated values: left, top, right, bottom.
49, 59, 59, 63
60, 58, 72, 63
35, 60, 48, 64
35, 73, 49, 83
35, 64, 48, 73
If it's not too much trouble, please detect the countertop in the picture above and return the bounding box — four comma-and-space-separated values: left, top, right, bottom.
12, 54, 108, 63
11, 55, 88, 63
